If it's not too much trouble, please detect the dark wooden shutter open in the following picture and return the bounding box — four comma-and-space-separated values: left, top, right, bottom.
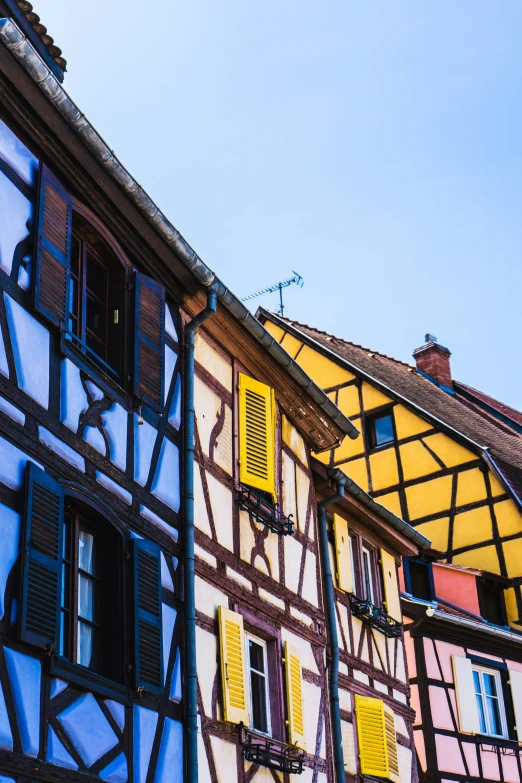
133, 272, 166, 412
133, 539, 163, 693
34, 164, 72, 327
20, 462, 64, 652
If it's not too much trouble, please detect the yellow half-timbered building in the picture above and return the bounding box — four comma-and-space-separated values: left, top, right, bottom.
257, 310, 522, 630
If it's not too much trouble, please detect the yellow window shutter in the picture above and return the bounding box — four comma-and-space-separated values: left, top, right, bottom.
284, 641, 306, 749
383, 704, 400, 783
218, 606, 249, 725
355, 695, 389, 778
452, 656, 480, 734
238, 373, 276, 496
508, 669, 522, 741
380, 549, 402, 622
333, 514, 354, 593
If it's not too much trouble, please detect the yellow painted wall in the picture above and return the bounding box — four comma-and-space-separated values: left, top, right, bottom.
337, 384, 361, 418
399, 441, 440, 481
421, 433, 477, 468
495, 500, 522, 538
452, 507, 493, 550
414, 518, 450, 553
264, 321, 286, 343
369, 449, 399, 491
394, 405, 433, 440
297, 345, 355, 389
361, 382, 393, 411
280, 332, 303, 358
406, 476, 453, 520
452, 545, 499, 573
377, 492, 402, 517
455, 468, 487, 507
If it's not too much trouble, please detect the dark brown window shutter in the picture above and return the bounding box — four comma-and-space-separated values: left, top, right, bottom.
20, 462, 64, 652
133, 539, 163, 693
34, 164, 72, 327
133, 272, 166, 412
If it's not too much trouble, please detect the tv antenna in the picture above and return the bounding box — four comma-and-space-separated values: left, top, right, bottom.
241, 271, 304, 317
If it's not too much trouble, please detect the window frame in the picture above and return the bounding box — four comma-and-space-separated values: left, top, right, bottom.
471, 663, 509, 739
245, 632, 272, 737
61, 200, 132, 402
234, 605, 285, 741
366, 407, 396, 451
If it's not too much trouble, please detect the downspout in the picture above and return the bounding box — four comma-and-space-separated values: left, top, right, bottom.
183, 288, 217, 783
317, 477, 347, 783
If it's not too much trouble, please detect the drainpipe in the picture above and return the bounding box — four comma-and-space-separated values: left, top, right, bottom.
317, 476, 347, 783
184, 288, 217, 783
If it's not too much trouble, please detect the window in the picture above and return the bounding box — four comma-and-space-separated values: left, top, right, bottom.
20, 463, 165, 696
362, 546, 375, 603
60, 503, 123, 681
246, 634, 271, 735
68, 211, 125, 379
404, 558, 434, 602
472, 665, 508, 738
478, 579, 507, 626
367, 411, 395, 449
33, 164, 167, 411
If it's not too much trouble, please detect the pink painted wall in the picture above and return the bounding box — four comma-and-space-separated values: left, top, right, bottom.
432, 564, 481, 615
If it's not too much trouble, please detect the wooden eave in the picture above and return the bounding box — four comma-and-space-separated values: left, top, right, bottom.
184, 290, 346, 452
313, 461, 419, 558
0, 44, 199, 303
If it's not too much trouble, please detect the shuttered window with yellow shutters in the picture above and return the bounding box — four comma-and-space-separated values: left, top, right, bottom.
284, 641, 306, 749
355, 695, 399, 782
380, 549, 402, 622
238, 373, 276, 496
218, 607, 249, 724
333, 514, 354, 593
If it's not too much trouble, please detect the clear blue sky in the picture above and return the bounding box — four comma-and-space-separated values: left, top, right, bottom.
40, 1, 522, 409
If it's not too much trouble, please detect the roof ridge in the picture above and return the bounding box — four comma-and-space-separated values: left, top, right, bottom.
282, 314, 416, 370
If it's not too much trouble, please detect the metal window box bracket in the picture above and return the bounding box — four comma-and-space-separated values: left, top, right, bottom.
349, 596, 402, 638
234, 486, 294, 535
241, 726, 305, 774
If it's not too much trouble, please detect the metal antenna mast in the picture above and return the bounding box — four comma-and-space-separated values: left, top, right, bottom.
241, 271, 304, 317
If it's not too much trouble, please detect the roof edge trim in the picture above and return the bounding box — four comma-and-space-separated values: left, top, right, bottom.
0, 17, 358, 442
326, 467, 431, 550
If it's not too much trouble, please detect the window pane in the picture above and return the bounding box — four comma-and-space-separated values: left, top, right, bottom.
483, 673, 497, 697
374, 415, 394, 446
78, 574, 95, 622
78, 622, 94, 668
78, 529, 95, 574
250, 671, 268, 733
86, 295, 107, 342
473, 669, 482, 695
249, 640, 265, 674
476, 693, 487, 734
86, 254, 108, 302
363, 551, 373, 603
486, 695, 502, 736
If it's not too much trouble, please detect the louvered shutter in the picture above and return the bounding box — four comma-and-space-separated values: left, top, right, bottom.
380, 549, 402, 622
238, 373, 276, 496
34, 164, 72, 327
133, 539, 163, 693
333, 514, 354, 593
284, 641, 306, 749
508, 669, 522, 741
452, 656, 480, 734
384, 704, 400, 783
218, 606, 249, 725
133, 272, 166, 413
355, 695, 389, 779
20, 462, 64, 651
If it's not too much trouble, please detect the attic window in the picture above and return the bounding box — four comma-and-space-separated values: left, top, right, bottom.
366, 411, 395, 449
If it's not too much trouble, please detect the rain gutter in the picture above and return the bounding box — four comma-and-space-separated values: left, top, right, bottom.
0, 17, 358, 443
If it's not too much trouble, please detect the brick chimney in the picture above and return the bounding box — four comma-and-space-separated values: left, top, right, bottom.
413, 334, 452, 390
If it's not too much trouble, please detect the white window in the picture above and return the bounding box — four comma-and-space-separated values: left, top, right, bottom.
472, 665, 508, 738
362, 546, 375, 604
245, 633, 271, 735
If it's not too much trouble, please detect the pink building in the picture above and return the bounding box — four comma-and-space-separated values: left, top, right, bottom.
402, 560, 522, 783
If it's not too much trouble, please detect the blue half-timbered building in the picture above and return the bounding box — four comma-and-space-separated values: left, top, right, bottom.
0, 4, 184, 782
